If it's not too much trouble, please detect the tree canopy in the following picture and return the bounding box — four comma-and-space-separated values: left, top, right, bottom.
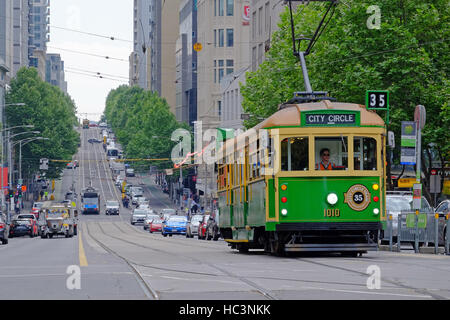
5, 67, 80, 179
241, 0, 449, 161
104, 85, 190, 171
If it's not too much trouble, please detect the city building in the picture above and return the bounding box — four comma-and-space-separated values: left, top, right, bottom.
46, 53, 67, 93
0, 0, 14, 83
28, 0, 50, 69
196, 0, 250, 131
219, 67, 248, 130
12, 0, 30, 77
175, 0, 198, 126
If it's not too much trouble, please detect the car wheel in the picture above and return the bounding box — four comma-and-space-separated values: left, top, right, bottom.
131, 222, 135, 225
150, 230, 153, 233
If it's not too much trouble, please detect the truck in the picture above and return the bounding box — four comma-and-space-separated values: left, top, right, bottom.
38, 202, 78, 238
82, 119, 89, 129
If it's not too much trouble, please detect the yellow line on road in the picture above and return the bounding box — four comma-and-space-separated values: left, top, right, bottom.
78, 230, 88, 267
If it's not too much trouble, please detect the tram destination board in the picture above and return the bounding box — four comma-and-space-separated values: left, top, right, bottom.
302, 110, 359, 127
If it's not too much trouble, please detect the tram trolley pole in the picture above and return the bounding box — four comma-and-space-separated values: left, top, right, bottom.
388, 214, 393, 252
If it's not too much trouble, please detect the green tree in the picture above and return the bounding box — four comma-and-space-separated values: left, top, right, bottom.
104, 86, 190, 171
6, 67, 79, 179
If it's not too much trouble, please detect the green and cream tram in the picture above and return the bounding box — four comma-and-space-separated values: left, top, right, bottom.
217, 100, 386, 255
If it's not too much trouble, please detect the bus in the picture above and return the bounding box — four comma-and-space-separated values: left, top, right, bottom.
217, 100, 386, 256
81, 187, 100, 214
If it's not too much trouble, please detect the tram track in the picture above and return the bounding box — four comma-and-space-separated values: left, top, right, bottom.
85, 220, 279, 300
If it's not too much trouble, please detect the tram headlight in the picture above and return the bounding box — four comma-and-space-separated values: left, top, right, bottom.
373, 208, 380, 215
327, 193, 338, 205
281, 209, 288, 216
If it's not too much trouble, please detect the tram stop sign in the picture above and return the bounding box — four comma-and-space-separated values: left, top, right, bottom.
414, 105, 426, 129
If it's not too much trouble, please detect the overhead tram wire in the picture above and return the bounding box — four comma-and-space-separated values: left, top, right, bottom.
50, 25, 133, 43
65, 66, 129, 80
65, 70, 129, 83
46, 46, 128, 62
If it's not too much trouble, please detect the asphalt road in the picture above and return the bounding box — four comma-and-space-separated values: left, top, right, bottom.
0, 127, 449, 301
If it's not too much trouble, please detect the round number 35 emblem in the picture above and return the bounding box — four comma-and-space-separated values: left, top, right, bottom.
344, 184, 371, 211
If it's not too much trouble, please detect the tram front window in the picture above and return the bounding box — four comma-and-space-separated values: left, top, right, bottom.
315, 137, 348, 170
281, 137, 308, 171
354, 137, 377, 170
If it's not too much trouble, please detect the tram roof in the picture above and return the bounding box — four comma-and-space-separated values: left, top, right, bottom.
218, 101, 385, 157
256, 100, 385, 130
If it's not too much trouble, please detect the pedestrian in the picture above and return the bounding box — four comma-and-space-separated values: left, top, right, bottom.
44, 191, 48, 200
40, 190, 44, 200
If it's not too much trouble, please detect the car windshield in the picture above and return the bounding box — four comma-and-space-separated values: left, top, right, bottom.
169, 217, 187, 222
191, 215, 203, 222
14, 219, 30, 225
133, 210, 147, 215
386, 196, 432, 212
152, 219, 163, 224
162, 209, 176, 215
33, 203, 43, 209
146, 214, 158, 220
106, 201, 119, 206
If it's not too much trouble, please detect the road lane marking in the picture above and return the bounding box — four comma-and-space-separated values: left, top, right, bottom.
78, 230, 88, 267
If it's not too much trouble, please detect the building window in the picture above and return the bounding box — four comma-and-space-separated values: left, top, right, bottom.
226, 0, 234, 16
218, 0, 224, 16
218, 29, 224, 47
265, 2, 270, 32
226, 29, 233, 47
218, 100, 222, 116
226, 59, 234, 75
214, 29, 217, 47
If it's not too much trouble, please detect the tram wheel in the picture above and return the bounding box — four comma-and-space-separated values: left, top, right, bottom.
237, 244, 249, 253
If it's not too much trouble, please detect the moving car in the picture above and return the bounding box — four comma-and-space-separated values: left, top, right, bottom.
197, 215, 210, 240
126, 168, 135, 177
31, 202, 44, 218
131, 194, 144, 205
149, 218, 163, 233
0, 214, 9, 244
162, 216, 188, 237
130, 208, 149, 225
143, 213, 159, 230
105, 200, 120, 215
9, 219, 38, 238
161, 208, 176, 216
186, 214, 203, 238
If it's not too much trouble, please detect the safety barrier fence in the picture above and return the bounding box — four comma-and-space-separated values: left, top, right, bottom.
382, 210, 450, 255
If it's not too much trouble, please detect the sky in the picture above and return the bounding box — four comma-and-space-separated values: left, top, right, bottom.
48, 0, 133, 122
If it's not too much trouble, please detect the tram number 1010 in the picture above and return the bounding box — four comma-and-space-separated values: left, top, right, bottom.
324, 209, 340, 217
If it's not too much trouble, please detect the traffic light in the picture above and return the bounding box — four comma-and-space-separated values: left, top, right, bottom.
8, 189, 14, 198
18, 190, 22, 198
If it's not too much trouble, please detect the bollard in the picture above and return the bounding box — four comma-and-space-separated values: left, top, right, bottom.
415, 210, 419, 253
388, 214, 393, 251
397, 214, 402, 252
434, 213, 439, 254
445, 215, 449, 255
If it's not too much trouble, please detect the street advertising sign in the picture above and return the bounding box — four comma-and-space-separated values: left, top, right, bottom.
242, 5, 250, 25
366, 90, 389, 110
412, 183, 422, 210
406, 213, 427, 228
400, 121, 416, 165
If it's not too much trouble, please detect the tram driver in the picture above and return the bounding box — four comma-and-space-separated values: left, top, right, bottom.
316, 148, 335, 170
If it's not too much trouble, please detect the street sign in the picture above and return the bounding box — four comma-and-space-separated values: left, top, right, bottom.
39, 158, 49, 170
400, 121, 416, 165
414, 104, 426, 130
413, 183, 422, 210
366, 90, 389, 110
193, 43, 202, 52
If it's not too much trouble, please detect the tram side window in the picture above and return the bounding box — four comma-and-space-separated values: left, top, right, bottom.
315, 136, 348, 170
281, 137, 309, 171
354, 137, 377, 170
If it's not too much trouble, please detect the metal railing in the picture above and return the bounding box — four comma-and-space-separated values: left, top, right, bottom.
383, 211, 449, 255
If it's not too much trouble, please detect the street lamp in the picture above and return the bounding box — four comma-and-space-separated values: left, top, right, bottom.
11, 135, 46, 181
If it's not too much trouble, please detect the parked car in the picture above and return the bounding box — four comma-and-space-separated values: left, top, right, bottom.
9, 219, 38, 238
197, 215, 210, 240
384, 192, 434, 243
105, 200, 120, 215
0, 214, 9, 244
143, 213, 159, 230
130, 208, 149, 225
149, 218, 164, 233
435, 199, 450, 216
162, 216, 188, 237
186, 214, 203, 238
